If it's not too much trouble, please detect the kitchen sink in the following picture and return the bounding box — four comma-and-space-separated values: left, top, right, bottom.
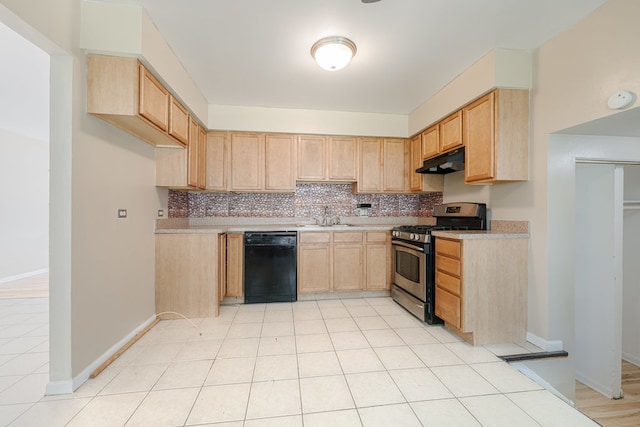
297, 224, 354, 228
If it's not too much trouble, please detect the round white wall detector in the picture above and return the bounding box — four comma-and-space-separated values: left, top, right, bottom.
607, 91, 636, 110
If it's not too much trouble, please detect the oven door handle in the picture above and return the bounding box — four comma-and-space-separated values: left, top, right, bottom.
392, 240, 425, 253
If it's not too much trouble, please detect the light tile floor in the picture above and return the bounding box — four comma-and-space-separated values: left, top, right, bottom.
0, 296, 600, 426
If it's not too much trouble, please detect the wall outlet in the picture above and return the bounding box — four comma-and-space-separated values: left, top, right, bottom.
357, 203, 371, 216
117, 209, 127, 218
157, 209, 164, 217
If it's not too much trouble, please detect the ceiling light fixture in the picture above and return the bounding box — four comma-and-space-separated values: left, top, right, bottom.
311, 36, 357, 72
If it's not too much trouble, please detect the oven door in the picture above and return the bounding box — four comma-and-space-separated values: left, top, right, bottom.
392, 240, 427, 301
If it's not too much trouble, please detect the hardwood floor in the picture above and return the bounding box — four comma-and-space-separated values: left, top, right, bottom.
0, 273, 49, 299
575, 360, 640, 427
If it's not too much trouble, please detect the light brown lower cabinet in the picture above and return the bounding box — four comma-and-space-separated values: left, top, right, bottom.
298, 232, 332, 293
333, 232, 365, 291
226, 233, 244, 298
365, 231, 391, 290
298, 231, 390, 294
155, 233, 219, 319
218, 233, 227, 303
434, 236, 527, 345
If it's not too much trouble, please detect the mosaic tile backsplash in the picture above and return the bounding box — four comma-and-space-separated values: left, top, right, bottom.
168, 184, 442, 219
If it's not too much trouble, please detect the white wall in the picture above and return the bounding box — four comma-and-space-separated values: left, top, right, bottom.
0, 130, 49, 281
623, 165, 640, 366
0, 21, 49, 282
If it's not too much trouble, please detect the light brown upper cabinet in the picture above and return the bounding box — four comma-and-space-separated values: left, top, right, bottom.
186, 119, 206, 189
439, 110, 463, 152
265, 134, 296, 191
156, 119, 207, 190
418, 110, 462, 161
206, 131, 229, 191
230, 132, 296, 192
382, 138, 406, 192
87, 55, 187, 148
409, 135, 444, 193
355, 138, 383, 193
297, 135, 326, 181
229, 132, 264, 191
328, 136, 358, 181
464, 89, 529, 184
355, 138, 406, 193
168, 96, 190, 146
421, 124, 439, 160
297, 135, 357, 182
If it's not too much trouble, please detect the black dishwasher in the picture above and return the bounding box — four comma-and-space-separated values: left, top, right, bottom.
244, 231, 297, 304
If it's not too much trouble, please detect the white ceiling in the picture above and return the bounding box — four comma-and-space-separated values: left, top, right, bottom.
103, 0, 607, 115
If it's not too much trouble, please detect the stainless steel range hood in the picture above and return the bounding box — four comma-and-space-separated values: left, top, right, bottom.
415, 147, 465, 174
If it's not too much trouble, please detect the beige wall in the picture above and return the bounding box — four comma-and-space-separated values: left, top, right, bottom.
0, 0, 163, 391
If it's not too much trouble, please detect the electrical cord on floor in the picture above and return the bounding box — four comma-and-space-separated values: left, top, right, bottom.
156, 311, 202, 335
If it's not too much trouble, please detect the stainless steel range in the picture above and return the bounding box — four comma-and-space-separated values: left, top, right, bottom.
391, 202, 487, 324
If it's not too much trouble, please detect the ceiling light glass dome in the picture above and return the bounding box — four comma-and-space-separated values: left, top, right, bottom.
311, 36, 357, 72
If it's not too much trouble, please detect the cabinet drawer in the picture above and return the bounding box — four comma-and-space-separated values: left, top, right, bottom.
436, 238, 461, 258
298, 232, 331, 244
366, 231, 388, 243
436, 271, 461, 296
436, 254, 461, 277
334, 231, 363, 243
435, 288, 461, 328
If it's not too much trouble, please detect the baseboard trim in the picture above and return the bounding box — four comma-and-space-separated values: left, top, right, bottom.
0, 268, 49, 284
575, 371, 617, 399
526, 332, 563, 352
45, 314, 157, 395
623, 352, 640, 367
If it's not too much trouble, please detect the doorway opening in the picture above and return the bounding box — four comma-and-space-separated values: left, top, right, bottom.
573, 161, 640, 425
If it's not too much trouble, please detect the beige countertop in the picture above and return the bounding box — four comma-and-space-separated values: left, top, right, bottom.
155, 223, 396, 234
431, 230, 529, 240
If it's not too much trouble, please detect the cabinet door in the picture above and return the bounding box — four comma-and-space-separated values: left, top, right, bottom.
366, 244, 388, 290
138, 64, 169, 131
357, 138, 382, 192
409, 135, 423, 192
265, 134, 296, 191
333, 244, 364, 291
464, 93, 495, 182
382, 138, 405, 192
155, 147, 187, 188
168, 96, 189, 146
440, 110, 463, 152
298, 245, 331, 293
197, 126, 207, 189
187, 119, 199, 188
297, 135, 326, 181
328, 136, 357, 181
226, 234, 244, 297
218, 234, 227, 302
421, 125, 439, 159
435, 288, 461, 328
230, 132, 264, 191
206, 131, 228, 191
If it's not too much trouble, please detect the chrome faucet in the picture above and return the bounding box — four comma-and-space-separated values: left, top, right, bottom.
315, 206, 341, 226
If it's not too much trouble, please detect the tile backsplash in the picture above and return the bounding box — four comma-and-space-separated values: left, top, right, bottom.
168, 183, 442, 218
